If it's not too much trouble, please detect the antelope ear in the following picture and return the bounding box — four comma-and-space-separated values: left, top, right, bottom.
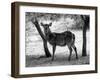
49, 22, 52, 26
41, 22, 44, 27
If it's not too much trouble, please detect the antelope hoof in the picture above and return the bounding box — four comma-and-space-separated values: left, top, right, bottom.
68, 58, 71, 61
52, 58, 54, 61
76, 57, 78, 59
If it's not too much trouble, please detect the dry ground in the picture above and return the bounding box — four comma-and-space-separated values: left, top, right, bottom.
26, 53, 89, 67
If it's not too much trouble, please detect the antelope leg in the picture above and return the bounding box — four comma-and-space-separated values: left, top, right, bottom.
52, 45, 56, 61
73, 45, 78, 59
68, 47, 72, 61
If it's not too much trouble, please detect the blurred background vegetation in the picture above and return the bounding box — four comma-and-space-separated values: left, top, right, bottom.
25, 12, 89, 39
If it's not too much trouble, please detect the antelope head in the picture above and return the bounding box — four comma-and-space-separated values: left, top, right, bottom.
41, 22, 52, 34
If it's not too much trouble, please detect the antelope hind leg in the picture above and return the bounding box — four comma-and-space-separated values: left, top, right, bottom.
52, 45, 56, 61
73, 45, 78, 59
68, 47, 72, 61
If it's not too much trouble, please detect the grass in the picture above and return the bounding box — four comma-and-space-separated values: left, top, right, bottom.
26, 53, 89, 67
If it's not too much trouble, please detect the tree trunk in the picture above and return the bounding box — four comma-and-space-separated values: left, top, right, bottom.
81, 15, 89, 56
82, 25, 87, 56
31, 18, 51, 57
43, 40, 51, 57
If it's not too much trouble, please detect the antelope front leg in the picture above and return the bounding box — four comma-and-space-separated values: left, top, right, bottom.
52, 45, 56, 61
68, 47, 72, 61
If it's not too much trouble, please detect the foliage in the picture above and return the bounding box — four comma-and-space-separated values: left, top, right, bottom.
25, 12, 89, 37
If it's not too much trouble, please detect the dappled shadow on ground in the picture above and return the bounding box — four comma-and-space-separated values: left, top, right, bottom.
26, 53, 89, 67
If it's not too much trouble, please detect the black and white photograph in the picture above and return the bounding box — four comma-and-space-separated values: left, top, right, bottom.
25, 12, 90, 67
11, 2, 97, 78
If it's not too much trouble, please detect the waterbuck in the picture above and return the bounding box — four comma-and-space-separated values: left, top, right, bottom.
41, 22, 78, 61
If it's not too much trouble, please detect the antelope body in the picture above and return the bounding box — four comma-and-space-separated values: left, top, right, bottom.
41, 22, 78, 61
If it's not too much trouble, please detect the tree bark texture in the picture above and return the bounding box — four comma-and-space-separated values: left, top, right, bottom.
31, 18, 51, 57
81, 15, 89, 56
